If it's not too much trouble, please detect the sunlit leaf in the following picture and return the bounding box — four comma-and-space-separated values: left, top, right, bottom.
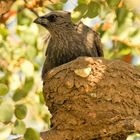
24, 128, 40, 140
78, 0, 91, 4
60, 0, 67, 2
0, 83, 9, 96
24, 77, 34, 93
13, 47, 25, 60
21, 60, 34, 77
38, 92, 45, 104
119, 48, 131, 55
86, 1, 100, 18
0, 102, 14, 122
52, 3, 64, 10
17, 9, 33, 25
72, 4, 88, 22
15, 104, 27, 120
106, 0, 121, 8
12, 120, 26, 135
0, 25, 9, 39
13, 89, 28, 101
19, 30, 37, 46
26, 46, 37, 60
42, 114, 51, 127
116, 8, 129, 26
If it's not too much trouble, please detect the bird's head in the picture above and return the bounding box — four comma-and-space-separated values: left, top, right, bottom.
34, 11, 72, 33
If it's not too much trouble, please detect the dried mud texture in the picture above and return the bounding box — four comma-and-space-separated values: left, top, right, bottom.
42, 57, 140, 140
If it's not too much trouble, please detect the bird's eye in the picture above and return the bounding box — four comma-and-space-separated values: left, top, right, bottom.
47, 15, 57, 22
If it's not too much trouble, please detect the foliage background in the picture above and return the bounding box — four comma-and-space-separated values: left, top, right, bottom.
0, 0, 140, 140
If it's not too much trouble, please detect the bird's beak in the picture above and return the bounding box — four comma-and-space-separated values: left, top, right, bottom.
34, 16, 48, 26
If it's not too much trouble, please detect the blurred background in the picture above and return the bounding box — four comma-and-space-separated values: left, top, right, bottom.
0, 0, 140, 140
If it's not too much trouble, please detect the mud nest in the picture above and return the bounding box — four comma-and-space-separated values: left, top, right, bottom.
42, 57, 140, 140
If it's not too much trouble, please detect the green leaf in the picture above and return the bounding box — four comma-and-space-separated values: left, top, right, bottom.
0, 25, 9, 39
60, 0, 67, 2
21, 60, 34, 77
26, 46, 37, 60
52, 3, 64, 10
119, 49, 131, 56
42, 114, 51, 127
118, 43, 132, 55
106, 0, 121, 8
15, 104, 27, 120
72, 4, 88, 22
38, 92, 45, 104
0, 83, 9, 96
0, 102, 14, 122
13, 120, 26, 135
86, 1, 100, 18
78, 0, 91, 4
24, 77, 34, 93
13, 77, 34, 102
17, 9, 32, 26
20, 31, 37, 46
13, 89, 28, 101
116, 8, 129, 26
24, 128, 40, 140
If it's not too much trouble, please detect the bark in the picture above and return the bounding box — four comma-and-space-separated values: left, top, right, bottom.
42, 57, 140, 140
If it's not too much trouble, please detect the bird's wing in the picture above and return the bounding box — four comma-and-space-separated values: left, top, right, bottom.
75, 22, 104, 57
43, 34, 51, 56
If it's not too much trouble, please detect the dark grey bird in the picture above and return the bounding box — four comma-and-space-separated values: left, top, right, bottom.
34, 11, 104, 80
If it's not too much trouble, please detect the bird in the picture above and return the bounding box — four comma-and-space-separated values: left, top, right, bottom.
34, 11, 104, 80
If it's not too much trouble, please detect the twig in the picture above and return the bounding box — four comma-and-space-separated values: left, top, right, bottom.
48, 0, 54, 4
29, 8, 39, 17
44, 5, 54, 11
